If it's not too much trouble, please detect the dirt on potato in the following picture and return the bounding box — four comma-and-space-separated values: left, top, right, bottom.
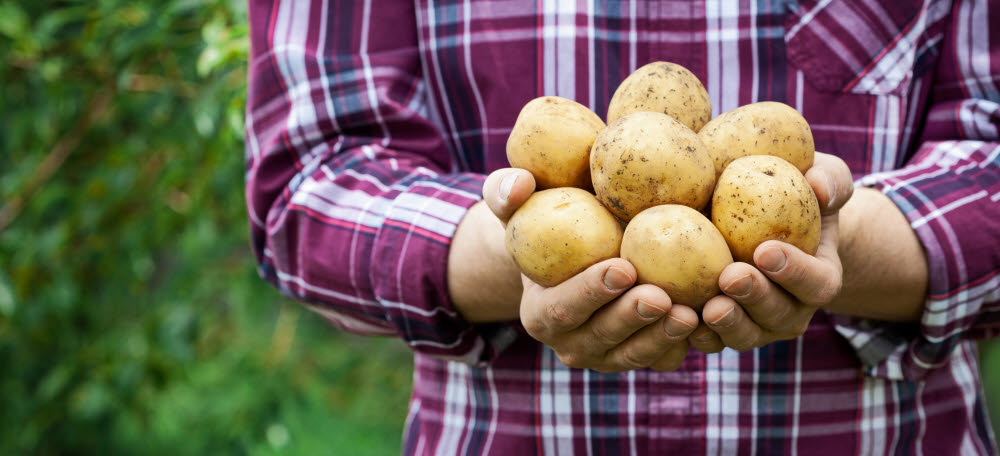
711, 155, 821, 263
590, 111, 715, 221
621, 205, 733, 311
506, 188, 624, 287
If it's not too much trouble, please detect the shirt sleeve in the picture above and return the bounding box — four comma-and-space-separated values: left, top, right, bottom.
244, 0, 518, 365
828, 0, 1000, 381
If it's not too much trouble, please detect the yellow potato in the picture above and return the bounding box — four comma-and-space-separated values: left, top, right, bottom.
506, 188, 624, 287
711, 155, 821, 263
606, 61, 712, 132
506, 96, 606, 190
698, 101, 815, 178
621, 205, 733, 311
590, 111, 715, 221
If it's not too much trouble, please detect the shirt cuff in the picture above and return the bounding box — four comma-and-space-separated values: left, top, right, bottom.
829, 166, 987, 381
369, 171, 519, 366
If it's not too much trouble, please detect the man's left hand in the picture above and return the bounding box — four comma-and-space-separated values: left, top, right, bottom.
689, 152, 855, 353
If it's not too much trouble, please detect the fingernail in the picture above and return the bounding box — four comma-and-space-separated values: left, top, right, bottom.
603, 267, 633, 291
637, 300, 667, 319
663, 315, 695, 337
757, 247, 786, 273
711, 307, 736, 327
824, 170, 838, 209
723, 274, 753, 297
499, 172, 518, 201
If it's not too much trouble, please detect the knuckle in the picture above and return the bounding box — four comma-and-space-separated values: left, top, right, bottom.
557, 352, 586, 369
590, 322, 621, 349
521, 313, 549, 340
690, 335, 723, 354
759, 305, 794, 330
728, 338, 758, 352
618, 350, 653, 371
546, 301, 580, 331
784, 263, 811, 287
592, 363, 622, 374
792, 319, 812, 336
661, 329, 687, 344
833, 156, 851, 176
774, 332, 798, 342
770, 329, 796, 341
810, 279, 842, 306
775, 321, 810, 340
655, 343, 691, 371
581, 279, 609, 305
737, 277, 764, 303
655, 357, 685, 372
693, 342, 724, 354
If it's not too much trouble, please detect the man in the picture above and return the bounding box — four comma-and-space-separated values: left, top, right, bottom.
245, 0, 999, 453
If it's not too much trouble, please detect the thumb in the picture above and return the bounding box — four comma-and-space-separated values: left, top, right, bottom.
806, 152, 854, 215
482, 168, 536, 225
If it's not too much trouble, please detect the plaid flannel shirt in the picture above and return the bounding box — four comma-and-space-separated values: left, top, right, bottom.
245, 0, 1000, 453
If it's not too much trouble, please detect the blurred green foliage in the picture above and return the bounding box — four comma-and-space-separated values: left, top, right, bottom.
984, 342, 1000, 441
0, 1, 411, 454
2, 1, 1000, 454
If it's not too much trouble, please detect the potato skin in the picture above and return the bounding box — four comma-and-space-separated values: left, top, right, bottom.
505, 188, 624, 287
606, 61, 712, 133
698, 101, 815, 178
711, 155, 821, 263
621, 205, 733, 311
590, 111, 715, 221
506, 96, 606, 190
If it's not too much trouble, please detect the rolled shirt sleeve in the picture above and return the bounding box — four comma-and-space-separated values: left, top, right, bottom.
829, 0, 1000, 381
244, 0, 517, 364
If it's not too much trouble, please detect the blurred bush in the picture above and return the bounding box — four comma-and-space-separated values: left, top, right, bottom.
0, 1, 411, 454
2, 1, 999, 454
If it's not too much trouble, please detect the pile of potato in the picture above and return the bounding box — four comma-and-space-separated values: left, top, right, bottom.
505, 62, 819, 310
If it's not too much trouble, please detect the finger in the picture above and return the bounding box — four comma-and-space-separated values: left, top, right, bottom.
718, 262, 799, 331
807, 152, 854, 214
482, 168, 536, 225
649, 339, 692, 372
816, 212, 841, 265
521, 258, 636, 336
753, 218, 842, 308
702, 295, 763, 352
573, 284, 672, 355
601, 305, 697, 371
688, 322, 725, 354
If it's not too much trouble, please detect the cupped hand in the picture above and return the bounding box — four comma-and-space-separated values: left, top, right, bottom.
483, 168, 699, 372
689, 152, 855, 353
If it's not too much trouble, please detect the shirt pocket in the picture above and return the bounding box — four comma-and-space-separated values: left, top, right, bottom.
783, 0, 950, 96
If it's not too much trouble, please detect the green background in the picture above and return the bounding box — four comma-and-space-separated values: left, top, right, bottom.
1, 1, 998, 454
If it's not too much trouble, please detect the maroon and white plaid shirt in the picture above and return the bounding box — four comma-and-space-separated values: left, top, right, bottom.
245, 0, 1000, 454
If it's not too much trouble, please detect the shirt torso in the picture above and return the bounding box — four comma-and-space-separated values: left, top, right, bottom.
414, 0, 941, 178
405, 1, 995, 454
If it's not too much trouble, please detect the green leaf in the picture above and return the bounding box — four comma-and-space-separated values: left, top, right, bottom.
0, 4, 29, 40
0, 274, 14, 317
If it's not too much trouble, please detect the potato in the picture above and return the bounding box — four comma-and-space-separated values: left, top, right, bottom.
590, 111, 715, 221
606, 61, 712, 133
698, 101, 814, 178
711, 155, 821, 263
505, 188, 624, 287
621, 205, 733, 311
506, 96, 606, 189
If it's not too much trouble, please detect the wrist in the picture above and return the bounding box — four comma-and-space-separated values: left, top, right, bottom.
827, 187, 927, 322
447, 201, 523, 323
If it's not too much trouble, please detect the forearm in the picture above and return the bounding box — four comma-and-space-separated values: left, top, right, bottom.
827, 187, 928, 322
447, 201, 523, 323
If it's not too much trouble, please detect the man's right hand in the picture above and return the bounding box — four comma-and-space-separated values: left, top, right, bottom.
480, 168, 699, 372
